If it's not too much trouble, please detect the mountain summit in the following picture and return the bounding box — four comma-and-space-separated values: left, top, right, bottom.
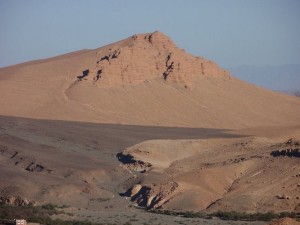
76, 31, 230, 88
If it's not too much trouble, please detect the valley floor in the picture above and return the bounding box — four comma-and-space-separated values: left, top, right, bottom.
0, 115, 299, 224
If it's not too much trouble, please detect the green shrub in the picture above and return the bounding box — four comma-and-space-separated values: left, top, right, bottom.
41, 203, 57, 211
150, 209, 300, 222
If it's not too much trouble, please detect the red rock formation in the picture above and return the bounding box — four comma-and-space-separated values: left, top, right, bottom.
78, 31, 230, 88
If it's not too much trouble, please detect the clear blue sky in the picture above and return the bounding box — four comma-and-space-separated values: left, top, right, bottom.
0, 0, 299, 68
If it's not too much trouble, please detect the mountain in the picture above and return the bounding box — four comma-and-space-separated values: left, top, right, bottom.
0, 31, 300, 128
0, 32, 300, 221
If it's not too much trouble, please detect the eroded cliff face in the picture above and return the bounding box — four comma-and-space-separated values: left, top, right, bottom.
76, 31, 230, 88
122, 182, 179, 210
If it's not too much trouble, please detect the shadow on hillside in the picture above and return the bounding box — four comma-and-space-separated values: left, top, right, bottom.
0, 115, 245, 153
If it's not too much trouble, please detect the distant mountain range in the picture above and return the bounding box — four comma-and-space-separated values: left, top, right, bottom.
227, 64, 300, 95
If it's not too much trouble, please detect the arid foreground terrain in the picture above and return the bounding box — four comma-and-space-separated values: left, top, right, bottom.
0, 31, 299, 224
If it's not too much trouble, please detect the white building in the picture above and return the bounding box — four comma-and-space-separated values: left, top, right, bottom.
15, 219, 27, 225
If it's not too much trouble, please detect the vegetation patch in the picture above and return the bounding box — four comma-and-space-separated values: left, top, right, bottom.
0, 204, 98, 225
2, 203, 299, 224
150, 209, 300, 221
0, 204, 139, 225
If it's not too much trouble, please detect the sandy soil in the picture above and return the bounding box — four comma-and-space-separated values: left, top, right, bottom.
0, 115, 273, 224
119, 126, 300, 213
0, 115, 299, 224
268, 218, 300, 225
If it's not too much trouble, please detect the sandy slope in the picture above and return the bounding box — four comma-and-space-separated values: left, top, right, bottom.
0, 116, 237, 208
119, 127, 300, 212
0, 116, 299, 218
0, 31, 299, 128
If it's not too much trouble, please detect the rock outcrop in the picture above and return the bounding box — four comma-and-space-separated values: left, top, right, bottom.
122, 181, 179, 209
271, 139, 300, 158
76, 31, 230, 88
117, 152, 152, 172
0, 145, 51, 173
0, 196, 36, 206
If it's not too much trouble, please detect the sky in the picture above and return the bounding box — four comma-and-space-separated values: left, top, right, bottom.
0, 0, 300, 70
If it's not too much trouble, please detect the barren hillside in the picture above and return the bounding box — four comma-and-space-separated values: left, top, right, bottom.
0, 31, 299, 128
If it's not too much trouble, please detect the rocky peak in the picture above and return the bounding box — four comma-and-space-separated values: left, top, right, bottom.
144, 31, 176, 46
129, 31, 175, 46
76, 31, 230, 88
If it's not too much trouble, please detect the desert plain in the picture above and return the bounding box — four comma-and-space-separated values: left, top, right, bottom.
0, 32, 299, 225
